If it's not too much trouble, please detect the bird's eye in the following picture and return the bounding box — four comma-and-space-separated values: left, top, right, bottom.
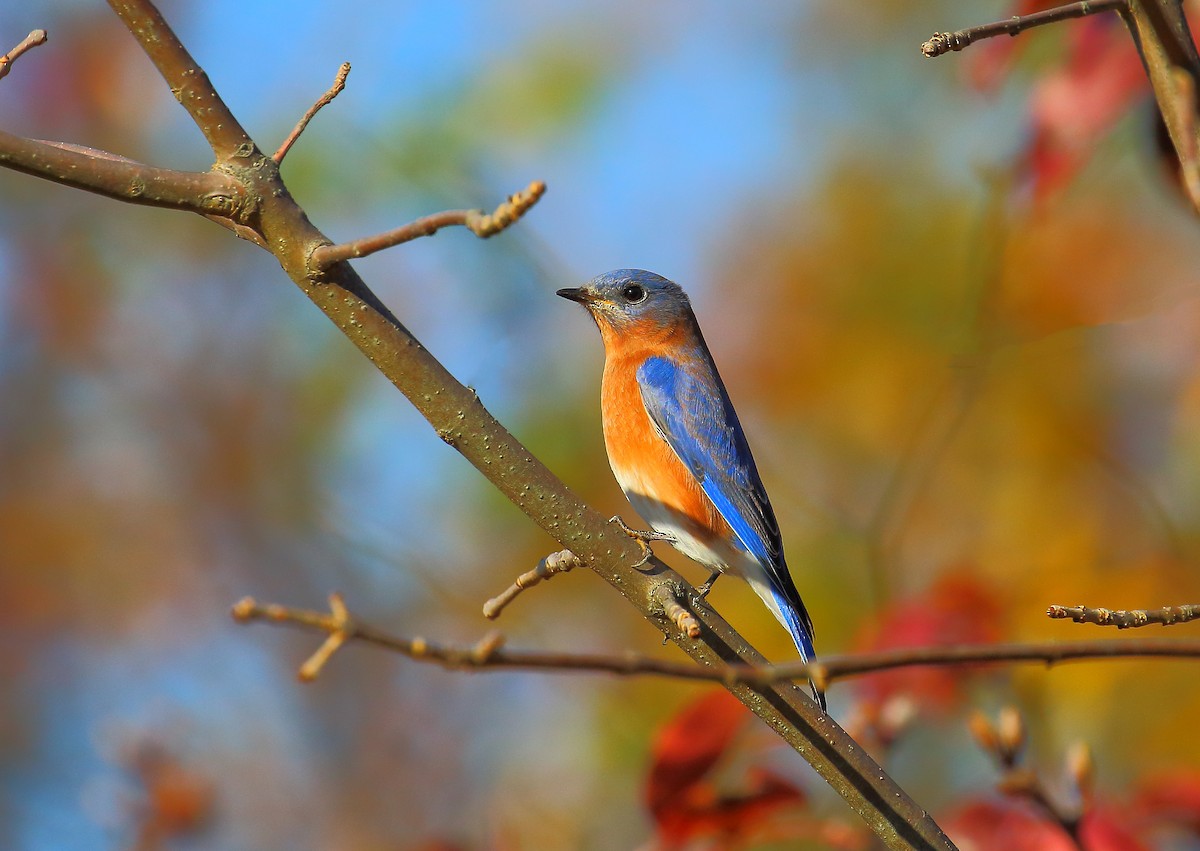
622, 284, 647, 304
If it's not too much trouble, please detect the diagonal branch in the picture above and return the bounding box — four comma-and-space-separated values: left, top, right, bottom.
921, 0, 1125, 58
274, 62, 351, 164
106, 0, 255, 160
308, 180, 547, 270
0, 29, 47, 81
234, 594, 1200, 687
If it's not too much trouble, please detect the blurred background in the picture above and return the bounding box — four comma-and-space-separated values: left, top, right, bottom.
4, 0, 1200, 848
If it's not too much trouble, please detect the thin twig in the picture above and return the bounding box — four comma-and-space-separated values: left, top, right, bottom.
0, 29, 47, 82
921, 0, 1125, 58
308, 180, 547, 269
297, 592, 351, 680
483, 549, 584, 619
233, 595, 1200, 687
971, 708, 1090, 846
1048, 603, 1200, 628
273, 62, 351, 163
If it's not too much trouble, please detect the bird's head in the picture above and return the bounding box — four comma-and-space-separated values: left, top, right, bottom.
557, 269, 694, 343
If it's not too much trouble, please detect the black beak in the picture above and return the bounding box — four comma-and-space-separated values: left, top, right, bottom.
556, 287, 591, 304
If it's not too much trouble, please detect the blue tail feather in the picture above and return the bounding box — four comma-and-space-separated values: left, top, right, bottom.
772, 588, 827, 712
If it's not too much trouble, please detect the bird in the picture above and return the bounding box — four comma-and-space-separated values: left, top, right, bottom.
558, 269, 824, 710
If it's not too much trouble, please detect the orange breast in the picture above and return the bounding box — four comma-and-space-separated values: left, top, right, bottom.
601, 349, 727, 538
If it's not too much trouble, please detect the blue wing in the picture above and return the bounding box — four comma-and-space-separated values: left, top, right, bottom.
636, 354, 818, 666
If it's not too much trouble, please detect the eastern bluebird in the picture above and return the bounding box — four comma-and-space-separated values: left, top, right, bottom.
558, 269, 824, 709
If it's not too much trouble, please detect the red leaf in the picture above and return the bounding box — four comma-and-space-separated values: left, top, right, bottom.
851, 571, 1003, 711
645, 690, 808, 846
1132, 770, 1200, 834
965, 3, 1200, 199
1023, 16, 1147, 199
944, 799, 1147, 851
645, 689, 750, 817
943, 799, 1077, 851
1078, 808, 1150, 851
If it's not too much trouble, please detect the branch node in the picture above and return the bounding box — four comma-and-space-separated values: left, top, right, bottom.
230, 596, 258, 622
0, 29, 48, 83
483, 548, 584, 619
471, 631, 507, 663
273, 61, 351, 163
652, 584, 702, 639
462, 180, 547, 237
296, 593, 353, 681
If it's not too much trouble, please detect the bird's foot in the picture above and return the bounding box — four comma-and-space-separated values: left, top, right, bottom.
694, 569, 722, 600
609, 515, 675, 568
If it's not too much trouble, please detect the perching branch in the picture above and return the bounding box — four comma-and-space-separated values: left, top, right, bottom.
308, 180, 547, 270
273, 62, 351, 163
0, 29, 46, 82
234, 594, 1200, 687
0, 5, 953, 848
1048, 603, 1200, 628
921, 1, 1125, 58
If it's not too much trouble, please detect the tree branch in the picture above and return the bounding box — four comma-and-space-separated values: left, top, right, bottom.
1048, 602, 1200, 627
234, 594, 1200, 688
106, 0, 255, 161
0, 29, 47, 82
273, 62, 351, 164
921, 1, 1125, 58
308, 180, 547, 270
0, 130, 249, 214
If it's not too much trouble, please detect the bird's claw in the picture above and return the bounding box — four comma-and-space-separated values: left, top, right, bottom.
694, 569, 722, 600
609, 515, 675, 568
